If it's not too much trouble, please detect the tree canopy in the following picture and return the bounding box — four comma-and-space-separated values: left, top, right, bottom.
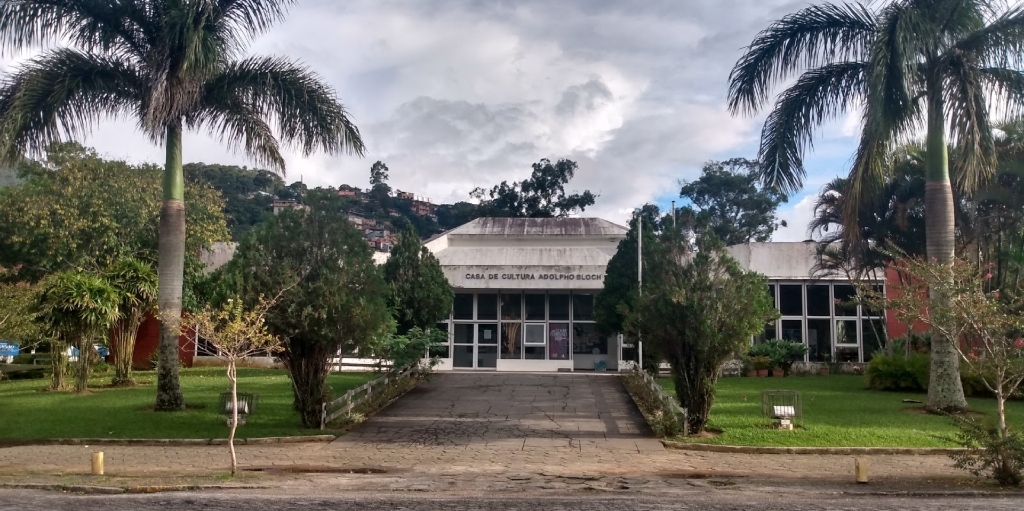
382, 226, 454, 335
473, 158, 596, 218
0, 143, 229, 282
227, 193, 392, 427
677, 158, 786, 245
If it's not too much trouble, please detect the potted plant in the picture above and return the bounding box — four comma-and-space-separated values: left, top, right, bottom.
751, 355, 771, 377
764, 339, 808, 377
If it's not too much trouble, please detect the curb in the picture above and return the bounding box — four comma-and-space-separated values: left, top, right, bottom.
0, 435, 336, 448
661, 440, 965, 455
0, 483, 266, 494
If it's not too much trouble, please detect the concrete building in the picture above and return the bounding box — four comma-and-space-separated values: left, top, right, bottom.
424, 217, 629, 372
422, 218, 886, 372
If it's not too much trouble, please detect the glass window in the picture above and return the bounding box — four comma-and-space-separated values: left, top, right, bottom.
477, 345, 498, 368
572, 293, 595, 321
500, 322, 522, 359
766, 284, 777, 308
453, 323, 474, 344
806, 284, 830, 316
573, 323, 607, 355
524, 323, 546, 346
833, 284, 858, 317
836, 346, 859, 363
453, 293, 474, 320
755, 321, 777, 343
781, 319, 802, 342
862, 318, 885, 361
525, 293, 545, 320
779, 284, 803, 316
477, 323, 498, 345
836, 319, 858, 345
500, 292, 522, 320
525, 346, 546, 359
452, 344, 473, 368
549, 294, 570, 321
807, 318, 831, 362
863, 285, 884, 316
477, 293, 498, 320
548, 323, 570, 360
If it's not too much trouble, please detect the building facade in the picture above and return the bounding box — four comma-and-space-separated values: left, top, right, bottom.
423, 218, 886, 372
425, 218, 628, 371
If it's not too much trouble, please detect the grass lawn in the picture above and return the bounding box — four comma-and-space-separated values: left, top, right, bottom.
0, 367, 376, 439
658, 375, 1024, 447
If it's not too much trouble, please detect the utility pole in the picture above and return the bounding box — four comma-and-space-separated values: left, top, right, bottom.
671, 200, 676, 227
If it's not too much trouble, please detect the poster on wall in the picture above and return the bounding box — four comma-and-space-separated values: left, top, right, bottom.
548, 323, 569, 360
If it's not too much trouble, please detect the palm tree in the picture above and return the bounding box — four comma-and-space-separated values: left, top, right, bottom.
728, 0, 1024, 411
0, 1, 365, 410
36, 271, 120, 393
105, 256, 158, 386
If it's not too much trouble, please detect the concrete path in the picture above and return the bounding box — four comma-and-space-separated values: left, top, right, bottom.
331, 373, 661, 453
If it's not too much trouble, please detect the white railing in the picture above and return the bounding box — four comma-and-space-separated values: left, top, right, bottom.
320, 366, 416, 429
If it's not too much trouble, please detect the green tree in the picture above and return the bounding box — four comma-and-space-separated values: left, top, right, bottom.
184, 163, 285, 240
35, 271, 120, 393
0, 144, 228, 282
624, 236, 776, 434
382, 226, 454, 335
228, 195, 392, 427
727, 0, 1024, 411
105, 256, 158, 386
0, 276, 40, 346
435, 201, 482, 230
473, 158, 597, 217
0, 0, 365, 411
595, 206, 661, 336
678, 158, 786, 245
370, 160, 390, 188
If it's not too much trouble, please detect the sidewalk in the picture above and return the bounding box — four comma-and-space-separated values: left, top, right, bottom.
0, 439, 981, 494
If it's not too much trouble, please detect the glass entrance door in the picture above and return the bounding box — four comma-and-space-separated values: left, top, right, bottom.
452, 323, 498, 369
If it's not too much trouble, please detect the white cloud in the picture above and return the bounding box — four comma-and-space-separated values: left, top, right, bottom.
2, 0, 860, 230
773, 194, 819, 242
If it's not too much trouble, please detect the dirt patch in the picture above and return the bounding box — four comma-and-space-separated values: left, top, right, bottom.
658, 470, 748, 479
242, 465, 390, 474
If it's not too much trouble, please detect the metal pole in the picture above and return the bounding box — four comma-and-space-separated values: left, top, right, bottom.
671, 200, 676, 227
637, 210, 643, 371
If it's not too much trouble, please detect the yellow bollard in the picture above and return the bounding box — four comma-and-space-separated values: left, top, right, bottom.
855, 457, 868, 484
91, 451, 104, 476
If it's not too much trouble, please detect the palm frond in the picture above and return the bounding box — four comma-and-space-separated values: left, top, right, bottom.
943, 56, 996, 194
727, 2, 877, 115
979, 67, 1024, 119
0, 48, 145, 163
215, 0, 295, 43
192, 55, 365, 169
0, 0, 148, 57
189, 92, 286, 171
757, 61, 867, 194
953, 3, 1024, 68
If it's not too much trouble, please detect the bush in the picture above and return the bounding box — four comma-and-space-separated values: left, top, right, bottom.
866, 353, 930, 392
950, 416, 1024, 486
762, 339, 807, 376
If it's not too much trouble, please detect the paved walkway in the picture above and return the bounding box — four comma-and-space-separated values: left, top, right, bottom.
0, 373, 977, 493
333, 373, 659, 452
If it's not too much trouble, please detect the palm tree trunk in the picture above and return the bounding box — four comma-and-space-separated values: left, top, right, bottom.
111, 314, 142, 385
155, 121, 186, 411
76, 335, 89, 393
924, 90, 969, 412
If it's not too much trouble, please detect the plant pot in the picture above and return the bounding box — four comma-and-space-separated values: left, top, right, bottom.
819, 367, 829, 376
772, 368, 785, 377
756, 369, 769, 377
746, 370, 757, 378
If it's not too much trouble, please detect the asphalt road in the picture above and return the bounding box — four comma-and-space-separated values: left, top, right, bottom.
2, 490, 1024, 511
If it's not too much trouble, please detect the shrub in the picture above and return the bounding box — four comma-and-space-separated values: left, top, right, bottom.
866, 353, 930, 392
950, 416, 1024, 487
762, 339, 807, 376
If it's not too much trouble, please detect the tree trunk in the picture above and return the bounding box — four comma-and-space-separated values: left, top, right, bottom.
49, 340, 68, 391
111, 314, 141, 385
282, 340, 332, 428
156, 121, 186, 411
76, 335, 89, 393
923, 89, 969, 412
672, 362, 714, 435
227, 359, 238, 476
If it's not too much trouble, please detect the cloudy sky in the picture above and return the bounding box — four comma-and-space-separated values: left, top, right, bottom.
3, 0, 865, 240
